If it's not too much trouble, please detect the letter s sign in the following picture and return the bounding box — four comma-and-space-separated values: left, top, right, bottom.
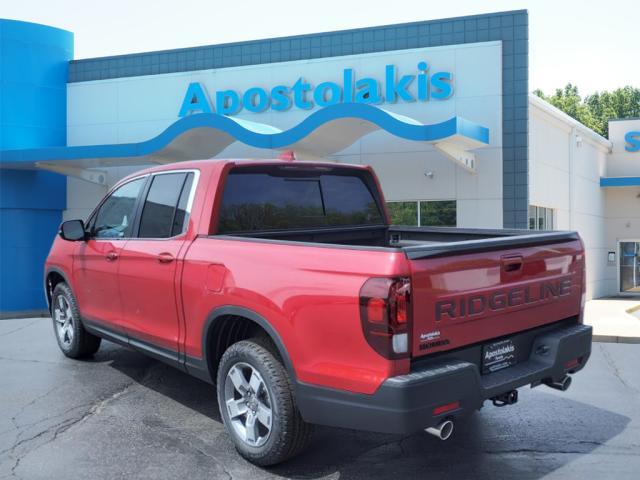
625, 131, 640, 152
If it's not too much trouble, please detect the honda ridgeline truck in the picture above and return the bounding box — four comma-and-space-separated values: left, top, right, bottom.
45, 159, 592, 465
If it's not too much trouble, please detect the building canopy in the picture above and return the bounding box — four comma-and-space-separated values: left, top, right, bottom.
0, 104, 490, 185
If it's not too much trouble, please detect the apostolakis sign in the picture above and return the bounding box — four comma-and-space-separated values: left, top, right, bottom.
178, 62, 453, 117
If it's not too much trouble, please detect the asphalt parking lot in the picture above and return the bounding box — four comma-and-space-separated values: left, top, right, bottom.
1, 318, 639, 480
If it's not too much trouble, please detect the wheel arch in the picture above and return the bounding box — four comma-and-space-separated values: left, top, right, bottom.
198, 306, 296, 385
44, 267, 72, 311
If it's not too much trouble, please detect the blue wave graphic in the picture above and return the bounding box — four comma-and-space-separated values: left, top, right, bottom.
1, 103, 489, 164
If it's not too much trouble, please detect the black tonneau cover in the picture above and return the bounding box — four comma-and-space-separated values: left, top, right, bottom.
391, 227, 581, 260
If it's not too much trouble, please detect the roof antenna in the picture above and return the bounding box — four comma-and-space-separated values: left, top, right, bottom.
278, 150, 296, 162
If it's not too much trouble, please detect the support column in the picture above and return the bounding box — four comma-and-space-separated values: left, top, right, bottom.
0, 20, 73, 315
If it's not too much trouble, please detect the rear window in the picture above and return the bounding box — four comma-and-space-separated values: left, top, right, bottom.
217, 168, 384, 233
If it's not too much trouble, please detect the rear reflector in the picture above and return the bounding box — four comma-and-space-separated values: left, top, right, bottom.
565, 358, 580, 370
433, 401, 460, 416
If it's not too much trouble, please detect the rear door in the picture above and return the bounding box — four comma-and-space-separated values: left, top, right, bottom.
409, 238, 585, 358
118, 171, 197, 353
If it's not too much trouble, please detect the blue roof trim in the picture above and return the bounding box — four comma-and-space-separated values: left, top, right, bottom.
600, 177, 640, 187
0, 104, 489, 164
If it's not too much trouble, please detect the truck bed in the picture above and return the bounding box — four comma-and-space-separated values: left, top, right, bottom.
215, 224, 580, 257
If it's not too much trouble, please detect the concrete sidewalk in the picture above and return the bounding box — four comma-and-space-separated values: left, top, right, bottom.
584, 298, 640, 344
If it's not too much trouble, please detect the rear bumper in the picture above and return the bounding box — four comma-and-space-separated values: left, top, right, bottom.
295, 323, 592, 434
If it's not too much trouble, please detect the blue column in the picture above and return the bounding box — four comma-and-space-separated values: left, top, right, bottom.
0, 20, 73, 315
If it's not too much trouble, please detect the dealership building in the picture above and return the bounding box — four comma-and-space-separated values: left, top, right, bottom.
1, 10, 639, 315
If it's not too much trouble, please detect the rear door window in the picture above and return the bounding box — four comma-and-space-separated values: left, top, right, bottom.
218, 168, 384, 233
138, 172, 193, 238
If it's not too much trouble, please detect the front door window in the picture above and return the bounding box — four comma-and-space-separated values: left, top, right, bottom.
620, 241, 640, 294
91, 178, 146, 239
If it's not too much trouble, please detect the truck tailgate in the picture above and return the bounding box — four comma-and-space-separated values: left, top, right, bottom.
408, 234, 585, 358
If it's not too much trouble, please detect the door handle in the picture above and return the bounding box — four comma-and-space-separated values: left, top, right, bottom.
501, 255, 523, 273
157, 252, 175, 264
105, 251, 119, 262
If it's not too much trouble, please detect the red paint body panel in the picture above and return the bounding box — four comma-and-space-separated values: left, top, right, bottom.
181, 237, 410, 394
45, 159, 586, 398
73, 239, 127, 330
118, 238, 186, 351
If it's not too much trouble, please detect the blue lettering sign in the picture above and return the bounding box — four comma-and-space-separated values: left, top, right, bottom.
385, 64, 415, 103
355, 78, 382, 104
292, 78, 313, 110
417, 61, 429, 101
178, 62, 454, 117
430, 72, 453, 100
625, 131, 640, 152
313, 82, 342, 107
270, 85, 291, 111
178, 82, 212, 116
216, 90, 241, 116
243, 87, 270, 113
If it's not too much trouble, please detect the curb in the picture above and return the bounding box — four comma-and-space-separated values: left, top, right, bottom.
593, 334, 640, 344
0, 312, 48, 320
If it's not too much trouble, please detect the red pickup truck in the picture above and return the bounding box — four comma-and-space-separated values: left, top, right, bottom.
45, 159, 592, 465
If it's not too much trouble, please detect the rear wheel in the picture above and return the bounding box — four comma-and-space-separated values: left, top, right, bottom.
217, 339, 313, 466
51, 283, 101, 358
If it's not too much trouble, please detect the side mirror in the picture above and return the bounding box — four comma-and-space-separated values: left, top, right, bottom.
60, 219, 87, 242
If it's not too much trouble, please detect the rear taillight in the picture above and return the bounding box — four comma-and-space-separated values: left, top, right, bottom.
359, 277, 411, 359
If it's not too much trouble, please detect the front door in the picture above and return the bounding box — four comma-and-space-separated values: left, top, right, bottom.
118, 171, 196, 354
619, 241, 640, 294
74, 176, 147, 329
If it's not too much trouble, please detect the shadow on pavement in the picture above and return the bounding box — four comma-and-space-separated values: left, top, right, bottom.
104, 345, 630, 480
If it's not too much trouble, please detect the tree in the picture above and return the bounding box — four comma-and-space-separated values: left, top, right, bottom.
533, 84, 640, 138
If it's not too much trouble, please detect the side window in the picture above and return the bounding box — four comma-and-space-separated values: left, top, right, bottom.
92, 178, 146, 239
172, 174, 194, 236
138, 172, 194, 238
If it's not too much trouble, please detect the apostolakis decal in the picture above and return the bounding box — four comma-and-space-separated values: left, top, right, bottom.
178, 62, 453, 117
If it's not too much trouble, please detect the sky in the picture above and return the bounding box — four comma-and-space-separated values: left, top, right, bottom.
2, 0, 637, 96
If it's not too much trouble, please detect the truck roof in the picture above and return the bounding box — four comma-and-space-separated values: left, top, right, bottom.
136, 158, 368, 172
118, 158, 369, 184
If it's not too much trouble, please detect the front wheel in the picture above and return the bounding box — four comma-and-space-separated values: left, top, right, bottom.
217, 339, 313, 466
51, 283, 101, 358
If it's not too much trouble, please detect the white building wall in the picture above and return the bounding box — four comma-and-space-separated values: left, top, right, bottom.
65, 41, 504, 229
64, 41, 639, 299
528, 95, 611, 299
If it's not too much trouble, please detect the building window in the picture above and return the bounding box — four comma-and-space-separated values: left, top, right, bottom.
386, 202, 418, 226
529, 205, 554, 230
387, 200, 456, 227
420, 201, 456, 227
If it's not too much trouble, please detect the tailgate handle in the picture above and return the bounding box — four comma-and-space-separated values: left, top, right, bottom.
501, 255, 523, 273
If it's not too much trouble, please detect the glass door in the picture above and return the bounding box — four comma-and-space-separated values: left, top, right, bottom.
619, 241, 640, 294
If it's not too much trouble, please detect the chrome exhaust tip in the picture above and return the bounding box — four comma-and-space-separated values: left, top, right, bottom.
545, 375, 572, 391
425, 419, 454, 441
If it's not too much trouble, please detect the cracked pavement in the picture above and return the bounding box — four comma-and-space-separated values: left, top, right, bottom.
1, 318, 639, 479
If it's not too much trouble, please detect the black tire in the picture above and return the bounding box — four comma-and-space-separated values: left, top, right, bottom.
217, 339, 313, 466
51, 283, 101, 358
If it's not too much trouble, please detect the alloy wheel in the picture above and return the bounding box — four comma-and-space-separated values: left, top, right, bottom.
224, 362, 273, 447
54, 295, 74, 347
